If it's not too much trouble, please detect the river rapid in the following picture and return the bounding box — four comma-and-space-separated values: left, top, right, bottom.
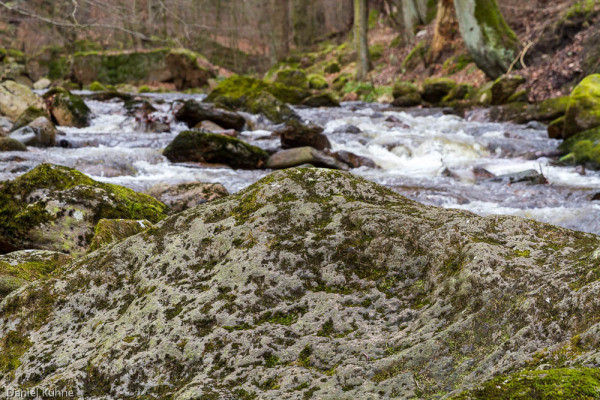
2, 91, 600, 234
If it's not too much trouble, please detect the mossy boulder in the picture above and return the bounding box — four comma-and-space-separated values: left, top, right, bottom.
442, 83, 475, 103
72, 48, 216, 90
488, 96, 570, 124
301, 93, 340, 108
0, 81, 45, 122
563, 74, 600, 139
3, 168, 600, 397
491, 74, 526, 105
0, 138, 27, 152
421, 77, 457, 104
308, 74, 329, 89
88, 81, 106, 91
88, 219, 152, 253
43, 88, 91, 128
559, 125, 600, 168
0, 163, 168, 255
332, 73, 351, 91
324, 61, 342, 74
175, 100, 246, 131
392, 81, 422, 107
0, 250, 71, 299
204, 75, 306, 123
146, 181, 229, 213
274, 68, 309, 89
163, 131, 269, 169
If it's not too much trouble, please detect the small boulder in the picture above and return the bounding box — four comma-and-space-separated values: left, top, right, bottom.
147, 181, 229, 213
0, 80, 45, 121
163, 131, 269, 169
392, 81, 422, 107
308, 74, 329, 89
488, 169, 548, 185
491, 75, 526, 105
33, 78, 52, 90
0, 137, 27, 152
563, 74, 600, 139
88, 219, 152, 252
332, 124, 362, 134
442, 84, 474, 103
195, 120, 238, 137
175, 100, 246, 130
301, 93, 340, 108
421, 78, 456, 104
0, 250, 72, 298
11, 106, 48, 132
274, 68, 309, 88
43, 88, 91, 128
324, 61, 341, 74
267, 147, 349, 170
9, 116, 56, 147
275, 120, 331, 151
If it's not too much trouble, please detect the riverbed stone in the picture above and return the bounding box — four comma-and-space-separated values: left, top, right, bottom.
267, 147, 349, 170
487, 96, 570, 124
0, 80, 45, 122
563, 74, 600, 139
11, 106, 48, 132
0, 137, 27, 152
163, 130, 269, 169
0, 163, 168, 255
43, 88, 91, 128
275, 120, 331, 151
146, 181, 229, 213
9, 116, 56, 147
2, 168, 600, 397
175, 100, 246, 131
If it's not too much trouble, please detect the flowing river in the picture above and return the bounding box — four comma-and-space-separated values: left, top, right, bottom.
1, 91, 600, 234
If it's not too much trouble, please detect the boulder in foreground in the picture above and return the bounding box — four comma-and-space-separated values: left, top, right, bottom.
2, 168, 600, 398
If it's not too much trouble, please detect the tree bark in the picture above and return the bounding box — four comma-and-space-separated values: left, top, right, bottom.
402, 0, 437, 40
454, 0, 520, 78
355, 0, 369, 81
269, 0, 290, 62
429, 0, 458, 62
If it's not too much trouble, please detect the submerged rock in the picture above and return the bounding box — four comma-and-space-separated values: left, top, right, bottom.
146, 181, 229, 213
0, 250, 71, 299
163, 130, 269, 169
0, 164, 168, 255
1, 168, 600, 398
88, 219, 152, 252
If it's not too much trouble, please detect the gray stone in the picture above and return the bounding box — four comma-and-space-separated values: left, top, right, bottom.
267, 147, 349, 170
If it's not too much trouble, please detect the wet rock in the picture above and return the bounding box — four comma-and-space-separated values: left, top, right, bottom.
559, 126, 600, 168
592, 192, 600, 201
11, 106, 48, 132
472, 166, 495, 179
421, 77, 456, 104
487, 96, 570, 124
0, 163, 168, 255
9, 116, 56, 147
563, 74, 600, 139
195, 120, 238, 137
0, 138, 27, 152
175, 100, 246, 131
0, 250, 72, 299
392, 81, 422, 107
491, 74, 525, 105
164, 131, 269, 169
147, 181, 229, 213
332, 124, 362, 134
266, 147, 349, 170
3, 168, 600, 398
88, 219, 152, 252
488, 169, 548, 185
275, 120, 331, 151
0, 80, 45, 122
43, 88, 91, 128
332, 150, 377, 168
0, 116, 12, 134
301, 93, 340, 108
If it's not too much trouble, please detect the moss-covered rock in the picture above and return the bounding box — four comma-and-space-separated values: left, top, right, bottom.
274, 68, 309, 88
308, 74, 329, 90
332, 73, 351, 91
88, 219, 152, 252
487, 96, 570, 123
324, 61, 341, 74
146, 181, 229, 213
392, 81, 422, 107
559, 125, 600, 167
563, 74, 600, 139
491, 74, 526, 105
421, 77, 456, 104
163, 131, 269, 169
443, 83, 475, 103
0, 163, 168, 255
0, 81, 45, 122
0, 138, 27, 152
72, 48, 216, 90
43, 88, 90, 128
88, 81, 106, 91
0, 250, 71, 299
9, 116, 56, 147
301, 93, 340, 108
2, 168, 600, 397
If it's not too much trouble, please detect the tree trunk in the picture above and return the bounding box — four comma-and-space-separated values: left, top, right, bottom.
402, 0, 437, 40
269, 0, 290, 62
429, 0, 458, 62
355, 0, 370, 81
454, 0, 520, 78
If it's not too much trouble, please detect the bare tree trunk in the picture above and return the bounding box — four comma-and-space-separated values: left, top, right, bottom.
429, 0, 458, 62
269, 0, 290, 62
354, 0, 369, 81
402, 0, 437, 41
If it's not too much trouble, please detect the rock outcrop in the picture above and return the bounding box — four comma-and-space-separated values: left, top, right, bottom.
1, 168, 600, 398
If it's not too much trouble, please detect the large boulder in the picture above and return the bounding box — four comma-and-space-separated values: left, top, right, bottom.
0, 164, 168, 255
146, 181, 229, 213
43, 88, 91, 128
421, 77, 456, 104
72, 48, 216, 89
559, 125, 600, 168
0, 80, 45, 122
163, 131, 269, 169
175, 100, 246, 131
9, 116, 56, 147
0, 250, 71, 299
1, 169, 600, 398
491, 74, 526, 105
562, 74, 600, 139
392, 81, 422, 107
275, 120, 331, 151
